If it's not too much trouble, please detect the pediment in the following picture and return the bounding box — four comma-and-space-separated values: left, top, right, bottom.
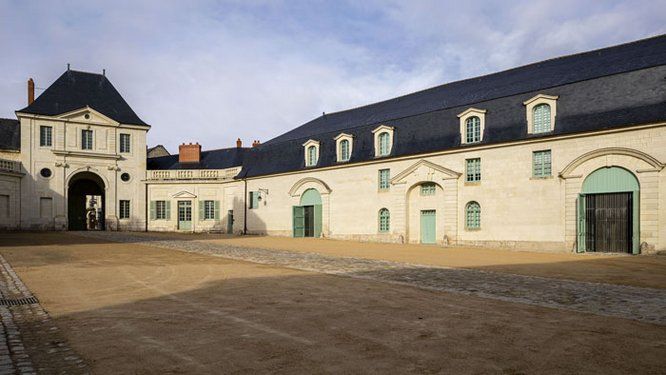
391, 159, 461, 184
56, 106, 120, 126
172, 190, 197, 198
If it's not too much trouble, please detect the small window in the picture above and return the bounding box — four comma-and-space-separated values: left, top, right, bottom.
203, 200, 215, 220
120, 173, 130, 182
466, 158, 481, 182
420, 183, 436, 196
155, 201, 166, 220
379, 208, 390, 232
119, 200, 130, 219
465, 201, 481, 229
40, 126, 52, 147
378, 169, 390, 190
40, 168, 52, 178
378, 132, 390, 156
81, 129, 93, 150
533, 150, 552, 177
119, 134, 131, 153
306, 145, 318, 166
249, 191, 259, 209
533, 104, 551, 133
465, 116, 481, 143
339, 139, 350, 162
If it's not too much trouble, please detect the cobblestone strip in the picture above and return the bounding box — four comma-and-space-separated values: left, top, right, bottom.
78, 232, 666, 325
0, 255, 89, 374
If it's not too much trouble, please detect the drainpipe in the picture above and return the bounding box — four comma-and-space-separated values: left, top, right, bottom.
144, 182, 148, 232
243, 178, 248, 235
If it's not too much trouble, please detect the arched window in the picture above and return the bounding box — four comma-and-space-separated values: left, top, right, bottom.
378, 132, 390, 156
465, 201, 481, 229
378, 208, 390, 232
533, 104, 551, 133
307, 145, 318, 166
339, 139, 350, 161
465, 116, 481, 143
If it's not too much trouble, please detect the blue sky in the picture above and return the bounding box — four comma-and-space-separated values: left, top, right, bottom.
1, 0, 665, 152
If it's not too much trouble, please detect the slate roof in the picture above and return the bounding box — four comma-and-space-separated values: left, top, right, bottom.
18, 70, 148, 127
147, 147, 249, 170
0, 118, 20, 151
238, 35, 666, 178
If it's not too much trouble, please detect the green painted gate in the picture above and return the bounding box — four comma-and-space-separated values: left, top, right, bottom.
293, 189, 322, 238
420, 210, 436, 244
577, 167, 640, 254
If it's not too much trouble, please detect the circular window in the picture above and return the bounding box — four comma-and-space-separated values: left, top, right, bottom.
84, 114, 90, 119
40, 168, 52, 178
120, 172, 131, 182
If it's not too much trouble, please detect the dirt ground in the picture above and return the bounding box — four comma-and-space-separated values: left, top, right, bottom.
1, 232, 665, 374
130, 231, 666, 289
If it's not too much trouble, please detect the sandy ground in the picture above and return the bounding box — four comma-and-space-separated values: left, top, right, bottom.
129, 232, 666, 289
0, 232, 665, 374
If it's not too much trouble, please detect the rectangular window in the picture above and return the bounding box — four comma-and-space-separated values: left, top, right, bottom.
39, 197, 52, 218
378, 169, 390, 190
81, 129, 93, 150
203, 200, 215, 220
420, 183, 436, 196
0, 195, 9, 218
119, 133, 131, 153
119, 200, 130, 219
249, 191, 260, 209
532, 150, 552, 177
156, 200, 166, 220
466, 158, 481, 182
40, 126, 52, 147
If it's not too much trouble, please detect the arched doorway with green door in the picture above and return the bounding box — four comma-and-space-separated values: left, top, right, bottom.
293, 188, 322, 238
577, 166, 639, 254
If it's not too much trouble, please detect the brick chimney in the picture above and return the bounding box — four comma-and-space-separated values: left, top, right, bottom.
236, 138, 242, 148
28, 78, 35, 105
252, 140, 261, 148
178, 142, 201, 164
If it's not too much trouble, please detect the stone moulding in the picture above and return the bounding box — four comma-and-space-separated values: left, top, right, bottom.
558, 147, 665, 178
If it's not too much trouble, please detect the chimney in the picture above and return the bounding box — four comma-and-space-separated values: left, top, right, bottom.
28, 78, 35, 105
178, 142, 201, 164
252, 140, 261, 148
236, 138, 242, 148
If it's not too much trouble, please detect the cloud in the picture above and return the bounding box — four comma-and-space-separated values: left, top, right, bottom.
0, 0, 664, 152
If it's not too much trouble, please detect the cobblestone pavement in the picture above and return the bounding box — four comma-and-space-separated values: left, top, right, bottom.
78, 232, 666, 325
0, 255, 89, 374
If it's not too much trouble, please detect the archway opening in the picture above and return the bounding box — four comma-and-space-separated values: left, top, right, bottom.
578, 166, 639, 254
68, 172, 105, 231
406, 182, 443, 244
293, 188, 322, 238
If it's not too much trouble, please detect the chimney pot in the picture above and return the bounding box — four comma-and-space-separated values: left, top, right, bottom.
178, 142, 202, 164
27, 78, 35, 105
236, 138, 242, 148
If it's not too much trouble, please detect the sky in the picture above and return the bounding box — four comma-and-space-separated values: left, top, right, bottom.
1, 0, 665, 153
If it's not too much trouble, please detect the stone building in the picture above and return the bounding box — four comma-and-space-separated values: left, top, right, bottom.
1, 35, 665, 254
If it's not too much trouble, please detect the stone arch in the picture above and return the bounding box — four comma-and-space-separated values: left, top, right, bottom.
288, 177, 332, 197
405, 180, 446, 244
559, 147, 664, 178
66, 166, 110, 190
67, 170, 107, 231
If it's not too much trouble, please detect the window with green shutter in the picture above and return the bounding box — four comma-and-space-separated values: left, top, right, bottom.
249, 192, 260, 209
466, 158, 481, 182
465, 201, 480, 229
378, 208, 390, 232
532, 150, 552, 177
339, 139, 350, 161
533, 104, 551, 133
465, 116, 481, 143
378, 132, 390, 156
306, 145, 318, 166
203, 200, 215, 220
420, 183, 436, 196
378, 169, 390, 190
156, 200, 167, 219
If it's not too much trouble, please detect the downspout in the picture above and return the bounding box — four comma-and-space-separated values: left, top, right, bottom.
144, 181, 148, 232
243, 178, 248, 235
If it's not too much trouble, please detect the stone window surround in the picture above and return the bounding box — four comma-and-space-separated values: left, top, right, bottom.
523, 94, 558, 134
372, 125, 394, 158
333, 133, 354, 162
302, 139, 320, 167
457, 108, 487, 144
39, 125, 53, 148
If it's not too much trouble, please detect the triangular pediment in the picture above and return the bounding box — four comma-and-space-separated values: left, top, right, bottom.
172, 190, 197, 198
391, 159, 461, 184
56, 106, 120, 126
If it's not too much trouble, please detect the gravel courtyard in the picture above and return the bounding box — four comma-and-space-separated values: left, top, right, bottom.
0, 232, 664, 374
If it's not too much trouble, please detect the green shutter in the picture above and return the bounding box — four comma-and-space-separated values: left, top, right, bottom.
149, 201, 156, 220
632, 191, 640, 254
214, 200, 220, 221
577, 195, 585, 253
165, 201, 171, 220
252, 192, 259, 208
293, 206, 305, 237
199, 200, 205, 220
314, 204, 322, 238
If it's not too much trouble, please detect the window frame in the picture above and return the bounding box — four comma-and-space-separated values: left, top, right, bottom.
334, 133, 353, 162
119, 133, 131, 153
523, 94, 558, 134
81, 129, 94, 150
378, 208, 390, 233
203, 200, 215, 220
465, 201, 481, 230
465, 158, 481, 183
39, 126, 53, 147
302, 139, 320, 167
155, 200, 167, 220
457, 108, 486, 145
378, 169, 391, 191
532, 150, 552, 178
119, 200, 130, 219
372, 125, 394, 158
420, 182, 436, 196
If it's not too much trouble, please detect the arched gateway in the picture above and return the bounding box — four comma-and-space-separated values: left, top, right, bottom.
68, 171, 106, 230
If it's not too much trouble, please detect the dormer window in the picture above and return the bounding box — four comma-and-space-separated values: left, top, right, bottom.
457, 108, 486, 144
372, 125, 394, 157
523, 94, 558, 134
302, 139, 320, 167
334, 133, 353, 162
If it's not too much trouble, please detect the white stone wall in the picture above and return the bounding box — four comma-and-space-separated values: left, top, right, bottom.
0, 173, 21, 229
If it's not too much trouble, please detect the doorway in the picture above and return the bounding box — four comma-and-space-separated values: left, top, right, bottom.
178, 201, 192, 231
293, 188, 322, 238
420, 210, 436, 244
68, 172, 105, 230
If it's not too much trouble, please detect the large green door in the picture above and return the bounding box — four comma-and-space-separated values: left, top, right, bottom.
293, 206, 305, 237
420, 210, 436, 244
178, 201, 192, 231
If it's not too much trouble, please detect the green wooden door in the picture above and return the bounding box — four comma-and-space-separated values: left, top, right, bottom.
293, 206, 305, 238
178, 201, 192, 231
313, 204, 322, 238
420, 210, 436, 244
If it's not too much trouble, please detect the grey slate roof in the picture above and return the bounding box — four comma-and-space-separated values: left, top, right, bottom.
0, 118, 20, 151
238, 35, 666, 178
147, 147, 249, 170
18, 70, 148, 127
